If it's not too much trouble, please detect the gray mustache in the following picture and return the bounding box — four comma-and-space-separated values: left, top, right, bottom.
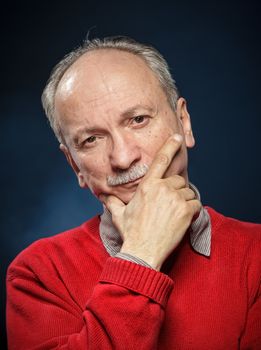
107, 164, 149, 186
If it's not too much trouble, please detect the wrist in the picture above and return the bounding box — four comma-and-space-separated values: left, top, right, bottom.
120, 245, 162, 271
115, 252, 154, 269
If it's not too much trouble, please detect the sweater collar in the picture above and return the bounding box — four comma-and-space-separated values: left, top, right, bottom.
99, 183, 211, 258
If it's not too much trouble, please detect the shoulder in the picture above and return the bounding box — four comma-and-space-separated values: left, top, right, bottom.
206, 206, 261, 276
206, 206, 261, 239
7, 215, 101, 281
206, 206, 261, 268
206, 207, 261, 297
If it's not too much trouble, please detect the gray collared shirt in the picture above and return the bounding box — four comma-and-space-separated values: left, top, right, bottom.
99, 183, 211, 269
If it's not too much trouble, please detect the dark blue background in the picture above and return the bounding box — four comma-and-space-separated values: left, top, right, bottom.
1, 0, 260, 347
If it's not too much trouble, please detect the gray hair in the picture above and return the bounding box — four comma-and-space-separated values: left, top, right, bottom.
41, 36, 180, 142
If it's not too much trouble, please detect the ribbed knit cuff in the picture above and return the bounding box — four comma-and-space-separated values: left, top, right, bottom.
99, 257, 174, 308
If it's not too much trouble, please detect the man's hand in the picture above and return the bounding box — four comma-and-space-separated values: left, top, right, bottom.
100, 134, 201, 271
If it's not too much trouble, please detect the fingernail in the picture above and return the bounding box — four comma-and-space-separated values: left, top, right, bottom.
173, 133, 183, 142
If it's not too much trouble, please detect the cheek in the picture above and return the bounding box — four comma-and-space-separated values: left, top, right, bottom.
79, 154, 108, 188
139, 126, 174, 162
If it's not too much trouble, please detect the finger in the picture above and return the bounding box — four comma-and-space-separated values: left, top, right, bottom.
188, 199, 202, 215
164, 175, 187, 190
145, 134, 183, 179
178, 188, 196, 201
99, 194, 125, 215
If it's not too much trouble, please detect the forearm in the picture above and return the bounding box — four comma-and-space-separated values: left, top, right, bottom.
7, 257, 173, 350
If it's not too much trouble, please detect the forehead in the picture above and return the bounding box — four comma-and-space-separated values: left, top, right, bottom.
56, 49, 164, 103
54, 49, 168, 136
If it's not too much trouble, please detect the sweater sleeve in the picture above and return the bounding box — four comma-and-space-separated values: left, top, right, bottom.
239, 239, 261, 350
6, 253, 173, 350
240, 285, 261, 349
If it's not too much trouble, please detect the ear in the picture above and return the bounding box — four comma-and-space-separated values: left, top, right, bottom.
59, 144, 88, 188
176, 97, 195, 148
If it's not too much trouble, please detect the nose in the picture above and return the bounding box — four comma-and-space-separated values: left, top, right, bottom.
109, 132, 142, 171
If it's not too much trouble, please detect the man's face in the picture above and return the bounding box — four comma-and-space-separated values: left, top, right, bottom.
55, 49, 195, 204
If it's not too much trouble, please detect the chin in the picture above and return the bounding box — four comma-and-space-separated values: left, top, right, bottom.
93, 186, 136, 205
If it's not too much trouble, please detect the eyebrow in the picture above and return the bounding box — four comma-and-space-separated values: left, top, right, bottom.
72, 127, 98, 146
72, 104, 157, 145
120, 104, 157, 119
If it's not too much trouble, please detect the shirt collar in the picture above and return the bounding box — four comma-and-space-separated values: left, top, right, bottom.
99, 183, 211, 258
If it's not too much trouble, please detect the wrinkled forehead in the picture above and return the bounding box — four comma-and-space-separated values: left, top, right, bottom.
55, 49, 162, 104
53, 51, 170, 145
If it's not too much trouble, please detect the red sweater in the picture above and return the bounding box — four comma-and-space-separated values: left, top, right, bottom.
6, 207, 261, 349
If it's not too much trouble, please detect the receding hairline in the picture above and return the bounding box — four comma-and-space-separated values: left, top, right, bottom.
42, 36, 180, 143
55, 47, 166, 101
54, 48, 170, 145
54, 47, 172, 139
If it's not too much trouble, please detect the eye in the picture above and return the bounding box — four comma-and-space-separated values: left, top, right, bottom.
133, 115, 145, 124
85, 135, 96, 143
130, 115, 150, 129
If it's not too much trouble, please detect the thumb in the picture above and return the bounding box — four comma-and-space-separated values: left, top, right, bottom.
99, 194, 125, 216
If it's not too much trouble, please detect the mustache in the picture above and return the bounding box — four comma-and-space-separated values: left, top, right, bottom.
107, 164, 149, 186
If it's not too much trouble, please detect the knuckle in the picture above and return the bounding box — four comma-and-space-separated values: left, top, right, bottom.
187, 188, 195, 198
196, 200, 202, 210
172, 175, 186, 187
190, 200, 201, 215
156, 153, 170, 166
178, 176, 186, 187
139, 180, 151, 195
169, 136, 182, 147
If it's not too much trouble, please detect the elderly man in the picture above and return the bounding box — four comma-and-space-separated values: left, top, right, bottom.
6, 36, 261, 349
